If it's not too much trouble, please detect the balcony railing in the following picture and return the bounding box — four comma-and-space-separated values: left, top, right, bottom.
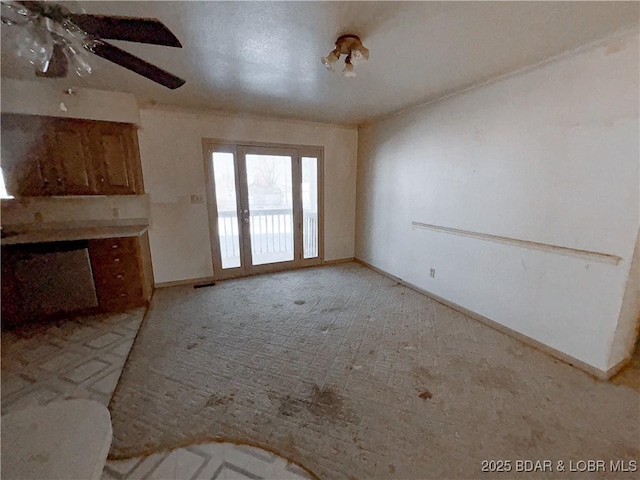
217, 208, 318, 265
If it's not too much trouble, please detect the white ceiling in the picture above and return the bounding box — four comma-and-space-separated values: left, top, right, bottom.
1, 1, 638, 125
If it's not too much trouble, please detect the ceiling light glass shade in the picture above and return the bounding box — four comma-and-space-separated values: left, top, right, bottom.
342, 62, 356, 78
15, 20, 53, 69
321, 49, 340, 72
66, 43, 92, 76
350, 45, 369, 65
60, 18, 86, 43
1, 1, 28, 25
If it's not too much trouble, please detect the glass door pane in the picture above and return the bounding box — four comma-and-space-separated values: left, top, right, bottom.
206, 142, 322, 279
245, 154, 294, 266
301, 157, 319, 259
211, 152, 241, 269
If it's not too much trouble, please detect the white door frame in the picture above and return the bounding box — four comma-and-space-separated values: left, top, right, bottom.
203, 139, 324, 280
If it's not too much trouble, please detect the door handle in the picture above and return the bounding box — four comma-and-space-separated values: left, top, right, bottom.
242, 209, 249, 214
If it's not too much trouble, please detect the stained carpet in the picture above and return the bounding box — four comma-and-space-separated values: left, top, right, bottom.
109, 263, 639, 479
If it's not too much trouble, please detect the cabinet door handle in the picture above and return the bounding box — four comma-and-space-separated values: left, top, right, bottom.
114, 258, 121, 263
56, 177, 62, 184
116, 274, 124, 279
111, 244, 119, 249
100, 177, 105, 183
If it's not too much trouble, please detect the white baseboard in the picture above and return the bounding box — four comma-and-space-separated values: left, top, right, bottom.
155, 276, 215, 289
354, 258, 625, 380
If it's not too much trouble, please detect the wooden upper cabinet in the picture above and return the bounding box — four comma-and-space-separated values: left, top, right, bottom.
89, 122, 142, 195
46, 120, 94, 195
1, 114, 143, 196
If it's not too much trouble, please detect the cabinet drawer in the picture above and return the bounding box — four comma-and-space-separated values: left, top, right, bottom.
97, 281, 144, 299
91, 253, 140, 272
90, 237, 138, 255
99, 286, 145, 310
93, 269, 141, 290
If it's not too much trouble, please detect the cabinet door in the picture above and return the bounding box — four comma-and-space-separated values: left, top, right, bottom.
0, 114, 48, 196
46, 120, 96, 195
92, 123, 139, 194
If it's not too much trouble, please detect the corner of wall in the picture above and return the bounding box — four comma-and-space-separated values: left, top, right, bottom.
607, 229, 640, 371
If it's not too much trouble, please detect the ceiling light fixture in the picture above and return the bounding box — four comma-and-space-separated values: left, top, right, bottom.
1, 0, 94, 77
321, 34, 369, 78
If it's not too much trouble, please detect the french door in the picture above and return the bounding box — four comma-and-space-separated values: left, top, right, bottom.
204, 142, 323, 279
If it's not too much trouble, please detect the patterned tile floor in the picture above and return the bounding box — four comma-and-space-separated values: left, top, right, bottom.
1, 308, 146, 414
102, 443, 313, 480
1, 307, 313, 480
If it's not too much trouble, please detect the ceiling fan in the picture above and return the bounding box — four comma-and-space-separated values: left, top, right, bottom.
1, 0, 185, 89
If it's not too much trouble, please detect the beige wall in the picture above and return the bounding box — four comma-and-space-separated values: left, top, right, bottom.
356, 30, 639, 373
137, 108, 358, 284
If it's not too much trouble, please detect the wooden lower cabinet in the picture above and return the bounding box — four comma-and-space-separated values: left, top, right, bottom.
89, 235, 153, 312
0, 234, 153, 328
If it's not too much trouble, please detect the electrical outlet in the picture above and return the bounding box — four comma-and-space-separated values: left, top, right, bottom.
429, 268, 436, 278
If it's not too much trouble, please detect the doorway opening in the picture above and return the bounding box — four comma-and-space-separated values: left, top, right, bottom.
203, 141, 323, 279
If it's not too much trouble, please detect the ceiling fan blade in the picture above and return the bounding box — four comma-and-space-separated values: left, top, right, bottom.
35, 43, 68, 78
69, 14, 182, 47
90, 40, 185, 89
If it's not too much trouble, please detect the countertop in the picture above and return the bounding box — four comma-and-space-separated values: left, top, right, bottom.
1, 223, 149, 245
2, 195, 150, 245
